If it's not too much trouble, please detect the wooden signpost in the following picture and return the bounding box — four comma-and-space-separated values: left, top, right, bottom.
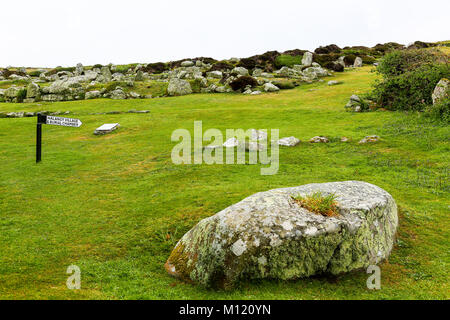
36, 114, 82, 163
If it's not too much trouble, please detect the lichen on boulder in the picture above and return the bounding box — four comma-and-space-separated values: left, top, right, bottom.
165, 181, 398, 289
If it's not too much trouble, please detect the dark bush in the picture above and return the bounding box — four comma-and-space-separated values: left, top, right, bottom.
93, 64, 103, 69
191, 57, 216, 65
408, 41, 437, 49
210, 61, 234, 72
282, 49, 306, 56
343, 54, 356, 66
237, 57, 257, 70
141, 62, 168, 74
1, 68, 27, 78
28, 70, 43, 77
17, 88, 27, 103
229, 76, 258, 91
238, 51, 280, 72
314, 44, 341, 54
373, 42, 405, 53
324, 61, 344, 72
312, 53, 340, 66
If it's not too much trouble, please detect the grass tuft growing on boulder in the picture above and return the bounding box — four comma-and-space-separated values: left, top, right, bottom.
293, 192, 339, 217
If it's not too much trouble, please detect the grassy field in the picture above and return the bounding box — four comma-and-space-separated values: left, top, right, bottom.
0, 66, 448, 299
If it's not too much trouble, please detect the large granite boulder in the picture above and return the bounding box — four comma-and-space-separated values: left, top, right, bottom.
167, 78, 192, 96
231, 67, 249, 76
26, 82, 40, 99
165, 181, 398, 289
353, 57, 363, 68
432, 78, 449, 105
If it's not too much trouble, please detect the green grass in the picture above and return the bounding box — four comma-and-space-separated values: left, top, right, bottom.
0, 66, 448, 299
275, 54, 303, 68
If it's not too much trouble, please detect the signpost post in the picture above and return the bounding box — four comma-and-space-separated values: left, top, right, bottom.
36, 113, 82, 163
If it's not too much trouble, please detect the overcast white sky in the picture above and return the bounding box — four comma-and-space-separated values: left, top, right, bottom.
1, 0, 449, 67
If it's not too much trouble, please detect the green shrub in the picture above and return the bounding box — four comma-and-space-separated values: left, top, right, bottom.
425, 98, 450, 123
371, 63, 450, 111
275, 55, 303, 68
377, 49, 447, 77
115, 64, 137, 74
229, 76, 258, 91
28, 70, 43, 77
361, 55, 377, 65
188, 79, 203, 93
104, 81, 129, 93
16, 88, 27, 103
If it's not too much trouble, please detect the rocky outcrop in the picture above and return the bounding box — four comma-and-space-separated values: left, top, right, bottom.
165, 181, 398, 288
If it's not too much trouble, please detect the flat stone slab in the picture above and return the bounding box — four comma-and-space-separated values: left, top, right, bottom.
165, 181, 398, 289
94, 123, 120, 135
277, 136, 301, 147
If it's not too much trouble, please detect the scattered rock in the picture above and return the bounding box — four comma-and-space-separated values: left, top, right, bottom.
223, 137, 239, 148
277, 136, 300, 147
340, 137, 349, 142
94, 123, 120, 135
309, 136, 329, 143
345, 95, 364, 112
359, 136, 380, 144
165, 181, 398, 288
263, 83, 280, 92
328, 80, 340, 86
251, 129, 268, 141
